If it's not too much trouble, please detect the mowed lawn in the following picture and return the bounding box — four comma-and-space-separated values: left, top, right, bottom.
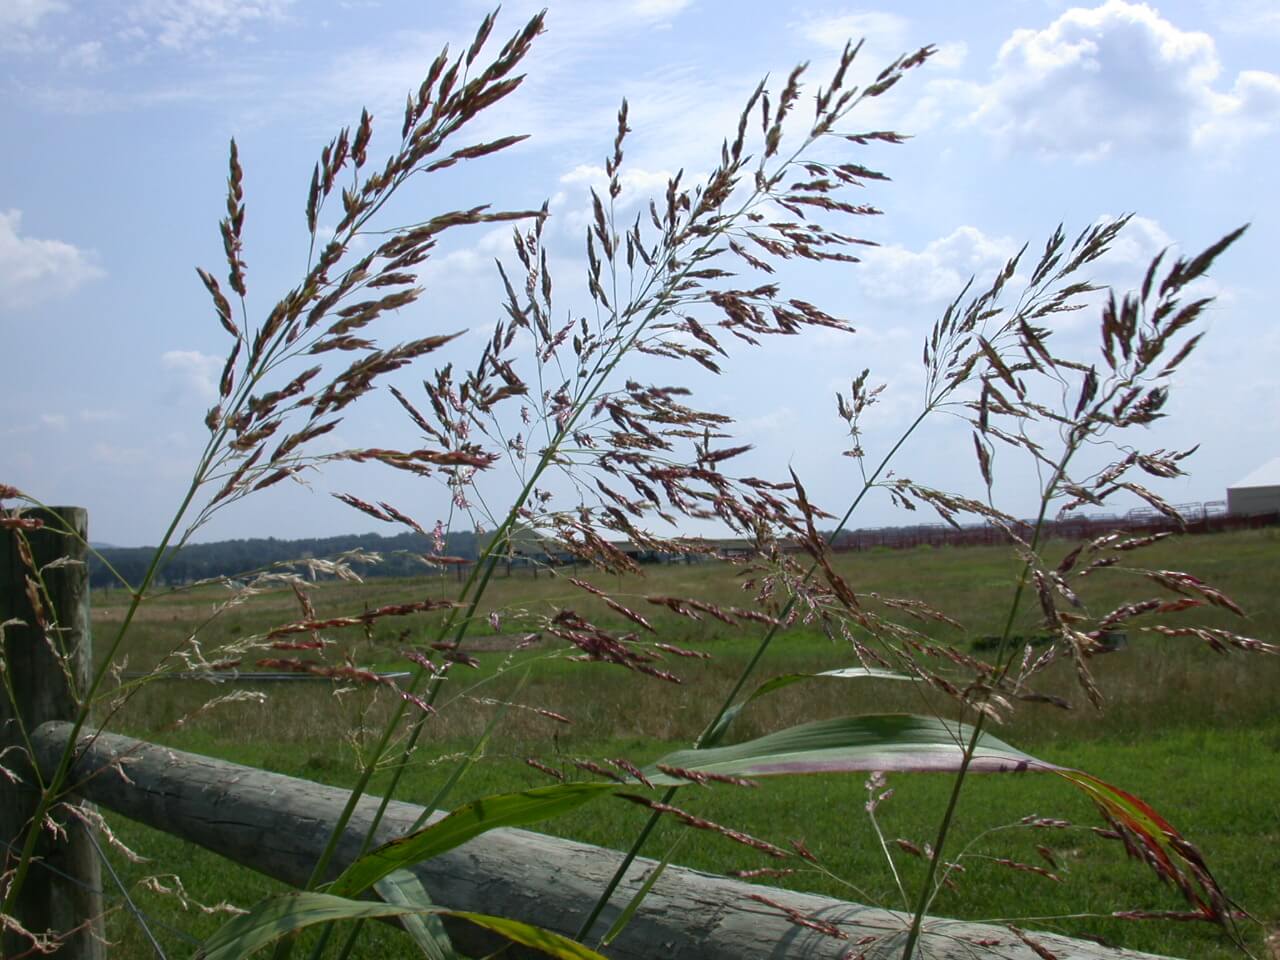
86, 528, 1280, 958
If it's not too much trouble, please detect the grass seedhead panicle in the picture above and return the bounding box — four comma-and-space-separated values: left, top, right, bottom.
190, 10, 549, 544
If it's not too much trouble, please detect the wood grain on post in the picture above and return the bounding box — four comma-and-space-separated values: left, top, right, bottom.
32, 722, 1174, 960
1, 507, 105, 959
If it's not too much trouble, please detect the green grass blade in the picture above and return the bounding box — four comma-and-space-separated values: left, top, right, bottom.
328, 782, 619, 898
445, 913, 608, 959
702, 667, 914, 747
373, 870, 459, 960
599, 833, 684, 947
660, 712, 1237, 930
648, 714, 1051, 784
410, 668, 525, 831
195, 890, 609, 960
195, 892, 435, 960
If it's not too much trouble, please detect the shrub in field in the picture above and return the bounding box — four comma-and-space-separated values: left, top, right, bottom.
1, 8, 1275, 959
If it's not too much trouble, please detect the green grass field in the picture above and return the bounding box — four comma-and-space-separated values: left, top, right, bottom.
86, 528, 1280, 958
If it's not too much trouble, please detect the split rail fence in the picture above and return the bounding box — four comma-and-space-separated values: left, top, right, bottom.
2, 508, 1179, 959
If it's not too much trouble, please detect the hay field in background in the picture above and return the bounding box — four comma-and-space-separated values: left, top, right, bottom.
91, 528, 1280, 958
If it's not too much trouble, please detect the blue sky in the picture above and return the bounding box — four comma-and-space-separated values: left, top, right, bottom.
2, 0, 1277, 547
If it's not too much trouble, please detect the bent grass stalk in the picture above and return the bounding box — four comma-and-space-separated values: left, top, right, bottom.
575, 220, 1118, 944
895, 225, 1254, 957
899, 450, 1072, 959
311, 89, 908, 955
297, 46, 959, 955
581, 220, 1256, 952
574, 408, 931, 942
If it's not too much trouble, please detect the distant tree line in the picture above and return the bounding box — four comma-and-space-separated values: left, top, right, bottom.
87, 530, 486, 589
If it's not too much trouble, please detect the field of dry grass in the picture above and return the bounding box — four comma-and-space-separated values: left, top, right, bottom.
95, 526, 1280, 747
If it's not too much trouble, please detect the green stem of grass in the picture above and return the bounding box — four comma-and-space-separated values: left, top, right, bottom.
299, 445, 561, 896
574, 408, 931, 942
309, 237, 729, 960
288, 56, 927, 957
4, 290, 326, 916
897, 445, 1074, 959
308, 106, 823, 914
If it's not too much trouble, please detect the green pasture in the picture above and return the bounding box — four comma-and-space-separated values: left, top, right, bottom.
85, 528, 1280, 958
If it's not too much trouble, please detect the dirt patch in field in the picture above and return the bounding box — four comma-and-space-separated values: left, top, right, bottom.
94, 603, 212, 623
431, 633, 542, 652
93, 593, 303, 623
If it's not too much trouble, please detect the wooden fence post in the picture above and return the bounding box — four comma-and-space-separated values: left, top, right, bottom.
1, 506, 105, 959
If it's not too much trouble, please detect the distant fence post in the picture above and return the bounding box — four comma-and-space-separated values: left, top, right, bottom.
1, 506, 105, 959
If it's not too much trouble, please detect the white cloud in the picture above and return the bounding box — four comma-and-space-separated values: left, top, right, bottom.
1214, 0, 1280, 38
22, 79, 211, 115
125, 0, 292, 50
740, 406, 795, 436
161, 349, 223, 401
313, 28, 454, 126
394, 4, 714, 159
79, 408, 122, 423
627, 0, 692, 19
420, 224, 521, 280
1095, 213, 1173, 267
303, 2, 695, 144
789, 10, 928, 106
1085, 214, 1228, 309
968, 0, 1280, 158
931, 41, 968, 71
794, 12, 909, 51
1197, 69, 1280, 150
40, 413, 68, 431
0, 210, 104, 310
558, 163, 677, 225
91, 441, 147, 467
782, 14, 968, 140
856, 226, 1019, 304
0, 0, 65, 32
560, 164, 674, 195
855, 217, 1228, 346
60, 40, 104, 69
904, 77, 981, 133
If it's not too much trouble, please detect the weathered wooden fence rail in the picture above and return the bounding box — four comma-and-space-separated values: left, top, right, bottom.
4, 507, 1177, 959
32, 721, 1172, 960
